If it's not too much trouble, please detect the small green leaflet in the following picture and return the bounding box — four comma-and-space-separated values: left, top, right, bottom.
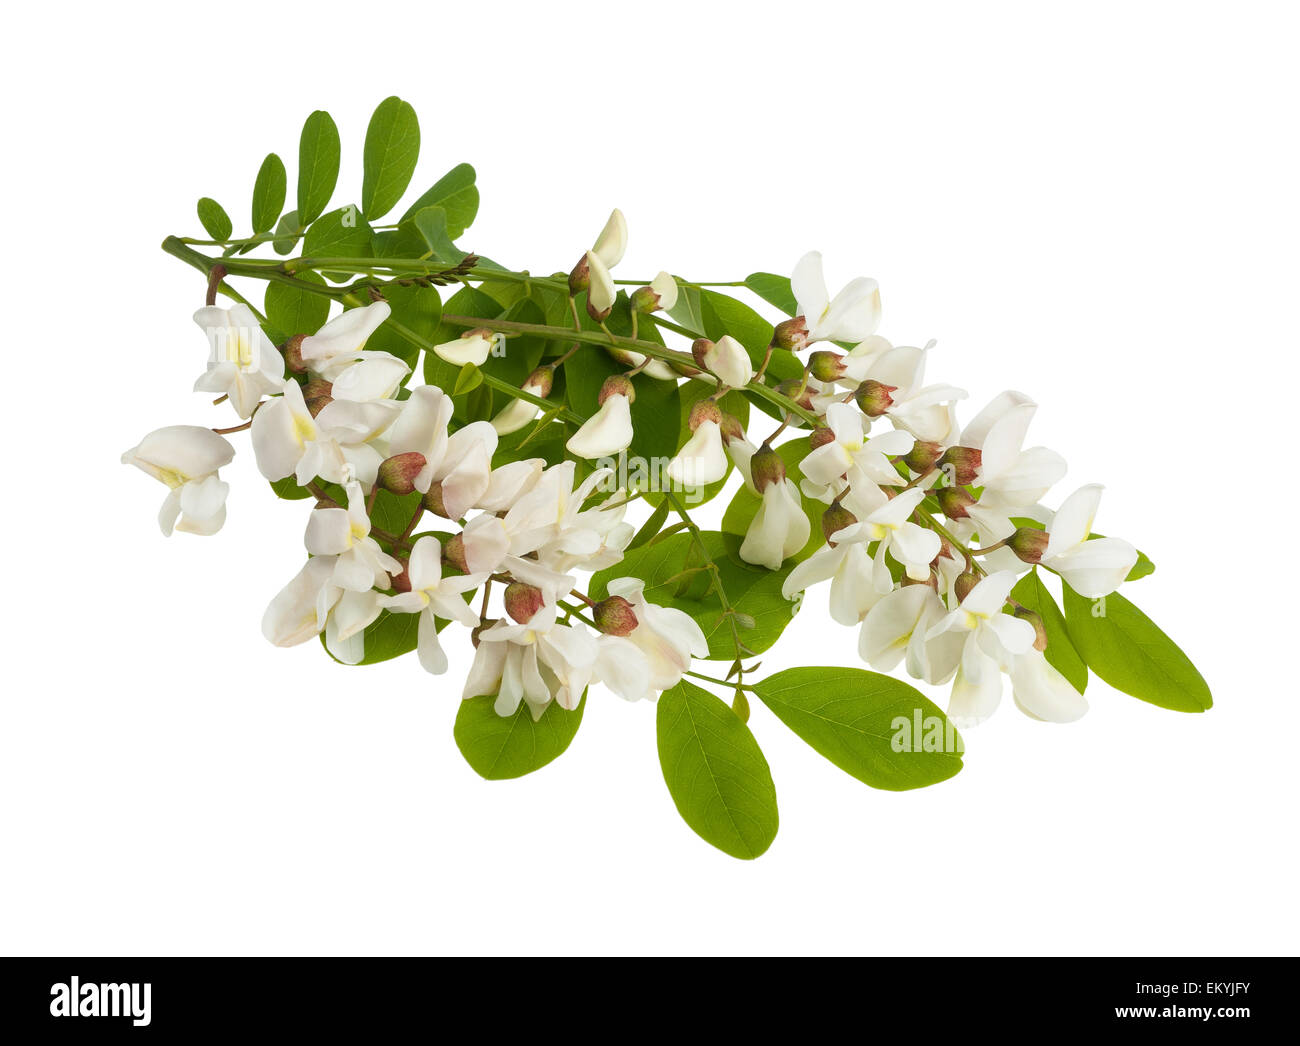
297, 110, 340, 225
400, 162, 480, 240
361, 96, 420, 221
455, 693, 586, 780
753, 667, 964, 790
196, 197, 232, 241
1061, 587, 1211, 713
273, 210, 302, 255
656, 681, 779, 859
264, 271, 329, 340
744, 272, 798, 315
251, 153, 287, 234
411, 205, 461, 265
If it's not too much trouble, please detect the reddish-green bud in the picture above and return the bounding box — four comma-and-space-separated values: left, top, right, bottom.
719, 412, 746, 443
775, 379, 814, 411
504, 582, 545, 625
937, 486, 976, 520
690, 338, 714, 370
390, 558, 412, 593
954, 571, 981, 603
1008, 526, 1051, 564
772, 316, 809, 352
302, 378, 333, 417
750, 443, 786, 493
630, 285, 662, 314
282, 334, 308, 374
903, 440, 944, 474
809, 425, 836, 450
598, 373, 636, 405
1015, 607, 1049, 651
808, 350, 846, 382
854, 379, 897, 417
687, 398, 723, 431
525, 366, 554, 397
423, 481, 450, 519
443, 532, 469, 573
377, 451, 427, 496
939, 446, 982, 486
567, 254, 590, 295
822, 501, 858, 544
592, 595, 639, 636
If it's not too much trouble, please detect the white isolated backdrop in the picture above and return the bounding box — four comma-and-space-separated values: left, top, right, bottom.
1, 0, 1296, 956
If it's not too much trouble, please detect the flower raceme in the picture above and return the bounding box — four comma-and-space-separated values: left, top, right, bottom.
130, 104, 1209, 858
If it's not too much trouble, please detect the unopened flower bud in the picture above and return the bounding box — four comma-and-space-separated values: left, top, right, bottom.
772, 316, 809, 352
903, 440, 943, 474
377, 451, 427, 496
808, 350, 846, 382
854, 379, 897, 417
954, 571, 981, 603
775, 379, 814, 411
687, 398, 723, 431
630, 271, 678, 316
750, 443, 786, 493
302, 378, 333, 417
423, 481, 450, 519
719, 412, 746, 443
937, 486, 976, 520
809, 425, 836, 450
822, 501, 858, 544
1008, 526, 1051, 564
390, 558, 412, 593
1015, 607, 1049, 651
443, 532, 469, 573
504, 582, 545, 625
939, 446, 982, 486
282, 334, 308, 374
598, 373, 636, 405
691, 338, 715, 370
567, 253, 590, 295
592, 595, 639, 636
526, 366, 554, 397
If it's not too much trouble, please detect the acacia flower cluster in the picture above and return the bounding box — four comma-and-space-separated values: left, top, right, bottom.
124, 99, 1211, 858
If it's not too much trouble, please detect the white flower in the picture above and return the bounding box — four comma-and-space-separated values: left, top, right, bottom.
791, 251, 882, 344
379, 536, 485, 675
604, 577, 709, 692
590, 208, 628, 269
1040, 484, 1138, 597
700, 335, 754, 388
800, 402, 914, 502
491, 373, 550, 436
739, 476, 811, 570
566, 391, 633, 459
298, 301, 392, 379
585, 251, 617, 316
858, 584, 965, 684
121, 425, 234, 536
857, 485, 942, 582
501, 462, 633, 574
323, 589, 384, 665
303, 479, 403, 591
1009, 650, 1088, 722
925, 571, 1037, 727
859, 342, 966, 444
388, 388, 498, 518
457, 514, 577, 602
432, 329, 501, 368
961, 391, 1066, 511
464, 604, 598, 720
192, 304, 283, 418
475, 459, 545, 513
781, 520, 887, 625
649, 270, 678, 311
329, 351, 410, 402
666, 420, 728, 487
262, 556, 340, 647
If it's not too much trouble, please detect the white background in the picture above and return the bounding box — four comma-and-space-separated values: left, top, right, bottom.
2, 1, 1296, 956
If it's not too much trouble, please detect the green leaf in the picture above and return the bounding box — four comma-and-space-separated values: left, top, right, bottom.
1011, 570, 1088, 694
296, 110, 341, 225
744, 272, 798, 315
272, 209, 302, 255
1090, 532, 1155, 581
656, 681, 779, 859
400, 162, 479, 239
302, 207, 373, 279
361, 96, 420, 221
1061, 587, 1211, 712
629, 499, 671, 550
453, 363, 483, 395
753, 667, 964, 790
720, 439, 825, 565
411, 205, 461, 264
454, 693, 586, 780
269, 475, 313, 500
251, 153, 287, 234
196, 197, 232, 241
591, 531, 797, 660
264, 271, 329, 340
